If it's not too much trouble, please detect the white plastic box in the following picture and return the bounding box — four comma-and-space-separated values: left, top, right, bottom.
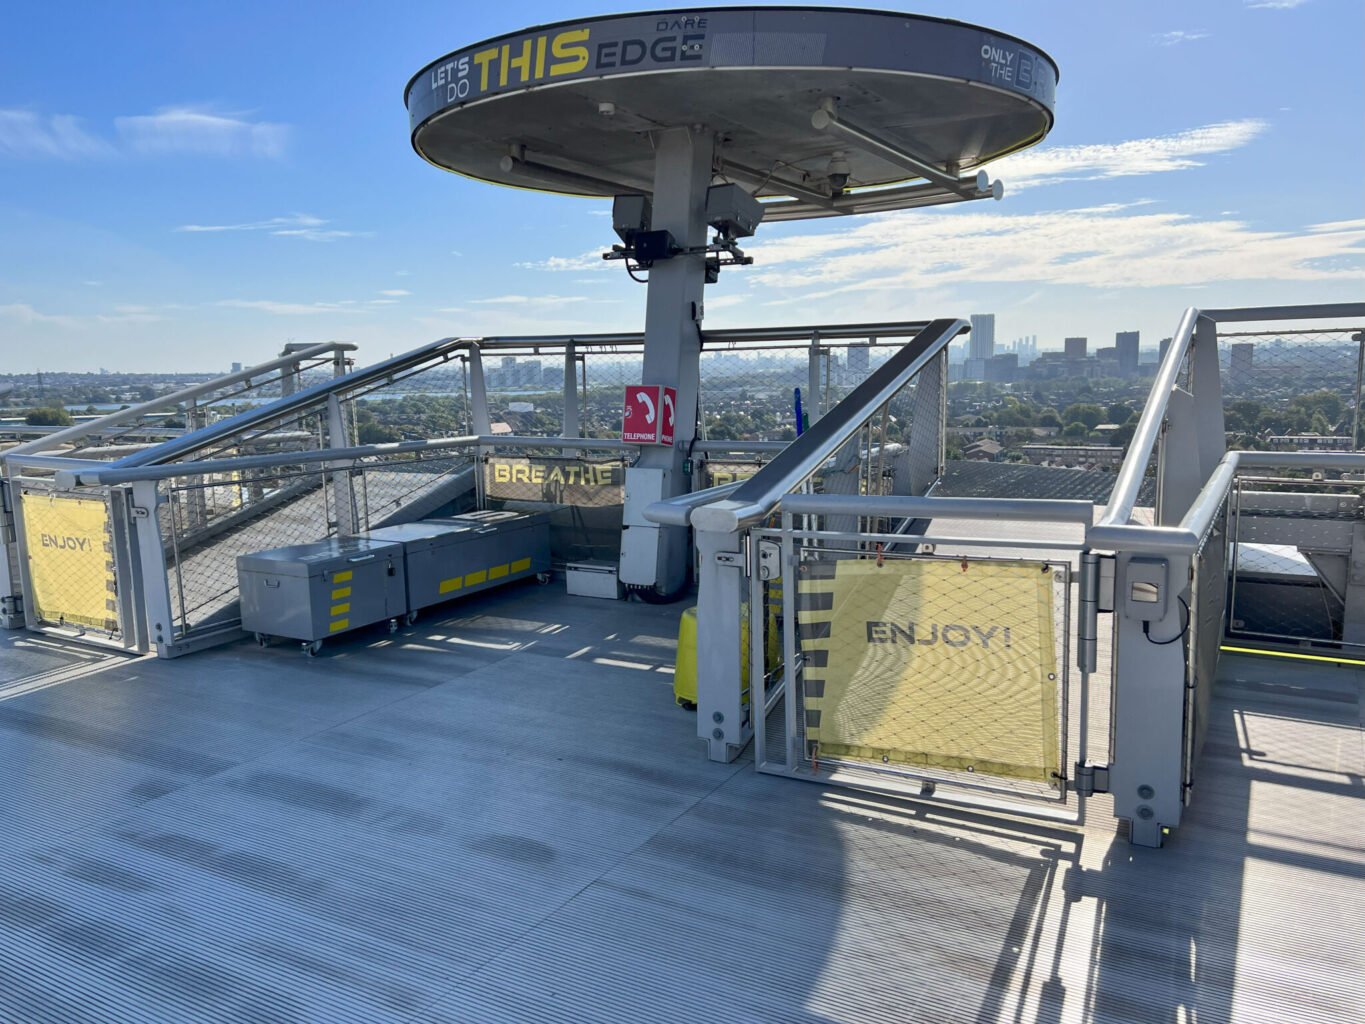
565, 560, 624, 600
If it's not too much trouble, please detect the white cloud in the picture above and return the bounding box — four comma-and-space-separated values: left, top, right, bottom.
516, 250, 610, 272
377, 289, 410, 297
115, 107, 288, 158
744, 206, 1365, 294
176, 213, 359, 242
1245, 0, 1309, 9
991, 119, 1267, 188
469, 294, 591, 305
0, 302, 82, 327
0, 110, 117, 159
432, 307, 466, 313
1156, 30, 1209, 45
216, 299, 366, 316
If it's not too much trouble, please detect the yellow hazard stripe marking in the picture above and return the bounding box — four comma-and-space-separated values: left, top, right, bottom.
333, 570, 353, 583
439, 577, 462, 594
489, 564, 509, 580
331, 586, 351, 599
510, 557, 531, 573
330, 603, 350, 616
329, 619, 349, 633
465, 570, 487, 586
1220, 645, 1365, 667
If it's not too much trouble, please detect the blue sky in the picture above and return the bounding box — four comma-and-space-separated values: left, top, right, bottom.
2, 0, 1361, 372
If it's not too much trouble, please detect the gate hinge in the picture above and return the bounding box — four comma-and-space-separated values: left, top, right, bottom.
1074, 761, 1110, 798
714, 551, 747, 573
130, 505, 150, 519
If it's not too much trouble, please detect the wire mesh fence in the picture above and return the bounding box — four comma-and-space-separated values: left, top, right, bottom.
158, 447, 478, 642
1227, 474, 1364, 649
777, 543, 1070, 802
1220, 327, 1364, 452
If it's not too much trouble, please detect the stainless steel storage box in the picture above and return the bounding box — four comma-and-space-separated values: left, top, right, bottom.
565, 560, 624, 600
237, 536, 406, 642
392, 509, 550, 611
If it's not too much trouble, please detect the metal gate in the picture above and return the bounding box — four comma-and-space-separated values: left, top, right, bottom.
752, 525, 1072, 807
11, 481, 142, 651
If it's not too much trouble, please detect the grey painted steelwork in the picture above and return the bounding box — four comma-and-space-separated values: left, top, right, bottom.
684, 318, 967, 533
781, 493, 1094, 523
407, 8, 1055, 205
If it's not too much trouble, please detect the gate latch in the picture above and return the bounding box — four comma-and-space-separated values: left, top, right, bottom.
1074, 761, 1110, 798
130, 505, 150, 519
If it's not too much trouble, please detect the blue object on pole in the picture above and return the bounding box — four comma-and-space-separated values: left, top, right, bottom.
794, 387, 804, 437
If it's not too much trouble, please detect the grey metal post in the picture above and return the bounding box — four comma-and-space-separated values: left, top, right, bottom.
0, 477, 21, 628
633, 125, 714, 593
1352, 332, 1363, 449
185, 401, 208, 531
562, 340, 580, 455
807, 330, 822, 426
1190, 316, 1226, 481
1158, 390, 1203, 526
694, 525, 750, 761
128, 478, 178, 658
904, 348, 945, 494
326, 394, 357, 536
467, 346, 491, 436
1109, 554, 1190, 847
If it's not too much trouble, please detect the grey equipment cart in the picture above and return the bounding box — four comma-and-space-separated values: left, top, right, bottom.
410, 510, 551, 613
237, 536, 407, 655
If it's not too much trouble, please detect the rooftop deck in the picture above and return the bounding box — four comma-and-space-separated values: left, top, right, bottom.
1, 579, 1361, 1023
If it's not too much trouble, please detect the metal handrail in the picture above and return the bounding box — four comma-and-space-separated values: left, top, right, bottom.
22, 433, 639, 488
1087, 449, 1365, 556
676, 318, 967, 533
1099, 301, 1365, 529
1099, 307, 1199, 528
94, 319, 941, 472
2, 341, 355, 459
781, 493, 1095, 523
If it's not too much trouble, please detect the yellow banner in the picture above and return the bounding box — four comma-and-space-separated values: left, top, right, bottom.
797, 557, 1060, 784
21, 492, 117, 632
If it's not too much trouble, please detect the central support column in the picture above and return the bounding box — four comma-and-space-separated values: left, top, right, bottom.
621, 126, 714, 594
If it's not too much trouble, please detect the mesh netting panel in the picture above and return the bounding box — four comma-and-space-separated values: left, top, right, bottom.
794, 551, 1067, 799
1220, 328, 1363, 451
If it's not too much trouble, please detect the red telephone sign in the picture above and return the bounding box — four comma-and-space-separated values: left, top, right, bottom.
623, 385, 676, 445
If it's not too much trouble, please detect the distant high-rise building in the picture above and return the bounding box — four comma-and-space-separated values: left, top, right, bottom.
1230, 343, 1254, 381
1159, 337, 1173, 362
848, 343, 870, 378
1115, 331, 1139, 376
231, 362, 242, 373
1064, 337, 1087, 361
969, 314, 996, 362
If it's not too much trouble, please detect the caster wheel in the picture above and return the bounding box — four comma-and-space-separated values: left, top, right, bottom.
405, 611, 418, 626
255, 632, 268, 647
536, 572, 552, 585
304, 641, 322, 657
676, 699, 697, 711
388, 618, 399, 634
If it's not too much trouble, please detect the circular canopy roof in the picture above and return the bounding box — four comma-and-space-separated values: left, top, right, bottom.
406, 7, 1058, 199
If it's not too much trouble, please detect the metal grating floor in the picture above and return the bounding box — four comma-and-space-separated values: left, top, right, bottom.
0, 581, 1361, 1023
